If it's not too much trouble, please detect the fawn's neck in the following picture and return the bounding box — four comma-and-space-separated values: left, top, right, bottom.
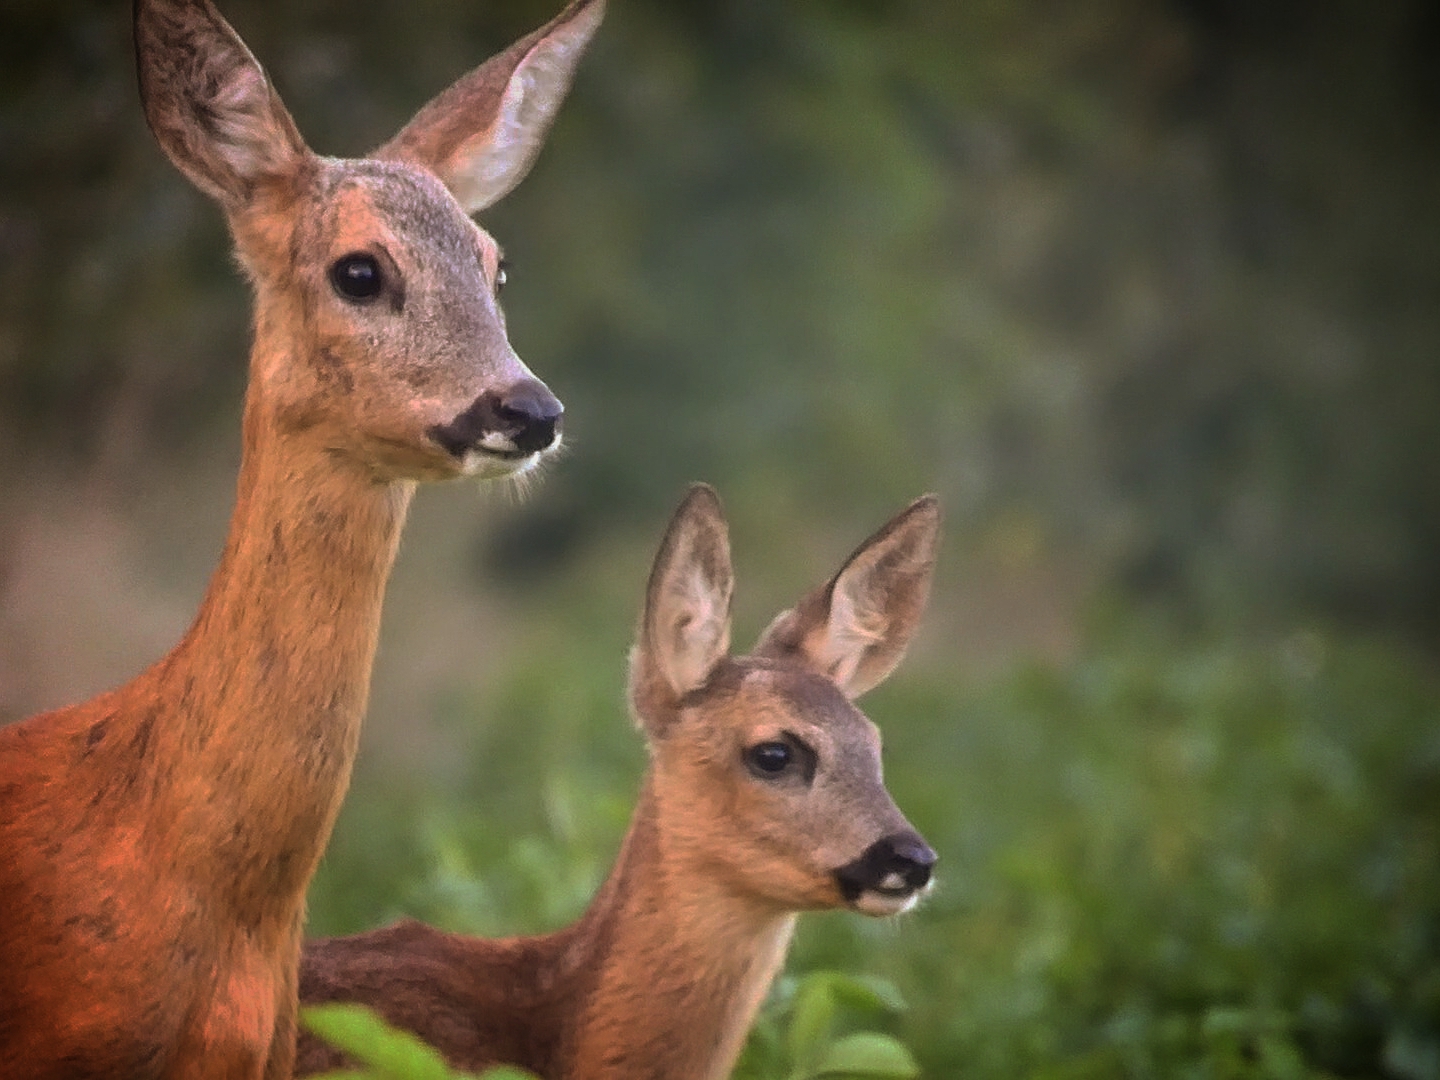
553, 779, 798, 1080
145, 389, 413, 921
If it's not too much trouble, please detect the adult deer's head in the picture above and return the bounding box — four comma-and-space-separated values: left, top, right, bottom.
135, 0, 604, 481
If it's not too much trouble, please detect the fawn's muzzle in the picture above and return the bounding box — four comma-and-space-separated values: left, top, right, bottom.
834, 830, 936, 902
429, 378, 564, 459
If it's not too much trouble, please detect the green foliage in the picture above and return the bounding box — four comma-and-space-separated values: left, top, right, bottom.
311, 626, 1440, 1079
870, 630, 1440, 1078
300, 1003, 540, 1080
735, 971, 920, 1080
300, 978, 923, 1080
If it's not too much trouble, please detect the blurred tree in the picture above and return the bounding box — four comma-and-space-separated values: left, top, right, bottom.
2, 0, 1439, 642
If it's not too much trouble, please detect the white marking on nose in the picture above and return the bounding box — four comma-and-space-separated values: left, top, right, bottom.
479, 431, 518, 453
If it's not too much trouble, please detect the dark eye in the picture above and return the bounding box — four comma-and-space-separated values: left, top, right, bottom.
330, 253, 383, 302
745, 740, 793, 777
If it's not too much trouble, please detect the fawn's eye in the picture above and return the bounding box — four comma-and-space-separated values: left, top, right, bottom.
745, 740, 794, 777
330, 253, 383, 302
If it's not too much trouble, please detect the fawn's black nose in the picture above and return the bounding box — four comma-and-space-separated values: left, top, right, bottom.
496, 378, 563, 455
834, 831, 937, 902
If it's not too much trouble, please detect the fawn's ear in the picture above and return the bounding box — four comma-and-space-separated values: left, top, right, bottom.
629, 485, 734, 727
134, 0, 310, 210
755, 496, 940, 700
376, 0, 605, 214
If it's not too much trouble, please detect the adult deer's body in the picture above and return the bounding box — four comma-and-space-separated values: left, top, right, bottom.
299, 486, 941, 1080
0, 2, 603, 1077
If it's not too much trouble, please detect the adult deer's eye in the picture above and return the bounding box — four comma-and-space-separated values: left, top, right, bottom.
745, 740, 793, 777
330, 253, 383, 302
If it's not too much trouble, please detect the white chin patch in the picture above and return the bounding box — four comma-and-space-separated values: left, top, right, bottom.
853, 889, 921, 918
459, 447, 539, 480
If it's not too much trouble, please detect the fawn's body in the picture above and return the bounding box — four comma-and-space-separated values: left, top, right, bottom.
299, 486, 941, 1080
0, 2, 603, 1076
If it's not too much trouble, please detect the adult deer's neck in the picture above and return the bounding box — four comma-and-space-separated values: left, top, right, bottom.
146, 383, 413, 920
554, 779, 798, 1080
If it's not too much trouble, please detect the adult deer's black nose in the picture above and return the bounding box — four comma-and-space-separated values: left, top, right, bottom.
834, 830, 937, 901
430, 379, 564, 460
497, 378, 563, 455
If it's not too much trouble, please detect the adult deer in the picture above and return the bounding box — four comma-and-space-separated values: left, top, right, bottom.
0, 1, 603, 1076
298, 485, 940, 1080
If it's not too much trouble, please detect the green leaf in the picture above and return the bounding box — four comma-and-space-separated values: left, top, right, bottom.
786, 974, 839, 1078
476, 1068, 543, 1080
1256, 1034, 1307, 1080
300, 1004, 453, 1080
1200, 1007, 1243, 1038
822, 972, 908, 1017
807, 1032, 921, 1079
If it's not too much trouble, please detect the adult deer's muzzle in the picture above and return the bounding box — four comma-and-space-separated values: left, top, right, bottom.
429, 377, 564, 459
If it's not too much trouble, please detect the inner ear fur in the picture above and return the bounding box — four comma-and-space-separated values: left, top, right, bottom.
376, 0, 606, 213
628, 484, 734, 728
755, 495, 940, 700
134, 0, 311, 210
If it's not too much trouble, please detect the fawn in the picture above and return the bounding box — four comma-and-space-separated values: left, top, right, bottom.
297, 485, 940, 1080
0, 1, 603, 1076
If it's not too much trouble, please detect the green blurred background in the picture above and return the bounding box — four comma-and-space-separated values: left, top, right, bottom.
2, 0, 1438, 1076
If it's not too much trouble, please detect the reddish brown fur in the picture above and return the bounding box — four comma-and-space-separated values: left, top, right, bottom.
298, 486, 941, 1080
0, 2, 603, 1077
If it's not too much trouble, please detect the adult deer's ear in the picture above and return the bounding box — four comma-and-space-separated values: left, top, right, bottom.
629, 484, 734, 732
377, 0, 605, 214
755, 496, 940, 700
134, 0, 310, 211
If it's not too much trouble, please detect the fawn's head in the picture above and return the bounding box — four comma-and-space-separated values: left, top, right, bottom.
133, 0, 604, 482
629, 486, 940, 918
